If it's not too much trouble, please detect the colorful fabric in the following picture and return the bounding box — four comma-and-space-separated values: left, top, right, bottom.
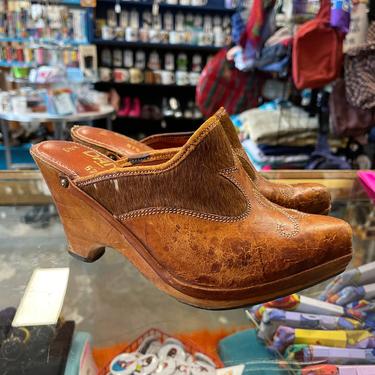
301, 364, 339, 375
196, 49, 264, 117
331, 0, 351, 33
231, 11, 246, 45
328, 286, 366, 306
302, 364, 375, 375
319, 262, 375, 301
258, 308, 363, 341
240, 0, 276, 50
345, 300, 375, 330
285, 345, 375, 365
248, 294, 345, 323
272, 327, 375, 353
249, 294, 301, 322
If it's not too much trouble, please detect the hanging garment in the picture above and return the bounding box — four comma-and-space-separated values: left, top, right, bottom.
343, 1, 369, 51
330, 0, 351, 33
265, 26, 292, 47
196, 49, 264, 117
345, 22, 375, 110
282, 0, 320, 23
240, 0, 276, 50
254, 43, 290, 74
330, 79, 374, 138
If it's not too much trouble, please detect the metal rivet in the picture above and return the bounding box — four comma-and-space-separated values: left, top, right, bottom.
60, 177, 69, 188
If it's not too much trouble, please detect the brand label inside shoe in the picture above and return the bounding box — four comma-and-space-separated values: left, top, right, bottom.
82, 150, 117, 173
128, 154, 150, 164
12, 268, 70, 327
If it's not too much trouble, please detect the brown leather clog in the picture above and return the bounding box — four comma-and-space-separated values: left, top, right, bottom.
70, 108, 331, 214
31, 112, 352, 309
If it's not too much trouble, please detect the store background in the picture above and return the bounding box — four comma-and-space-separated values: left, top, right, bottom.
0, 0, 374, 374
0, 0, 373, 170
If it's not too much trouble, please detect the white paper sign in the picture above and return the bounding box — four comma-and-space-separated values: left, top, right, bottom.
12, 268, 70, 327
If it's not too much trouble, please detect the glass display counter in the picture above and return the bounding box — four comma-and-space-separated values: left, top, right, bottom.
0, 170, 374, 374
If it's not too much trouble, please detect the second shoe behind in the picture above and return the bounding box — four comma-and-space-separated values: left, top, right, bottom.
71, 108, 331, 215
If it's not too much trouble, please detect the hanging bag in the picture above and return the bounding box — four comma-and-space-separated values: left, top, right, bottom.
329, 79, 374, 138
345, 22, 375, 110
196, 49, 264, 117
292, 0, 344, 89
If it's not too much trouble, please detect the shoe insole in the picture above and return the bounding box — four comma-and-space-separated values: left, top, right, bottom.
71, 126, 152, 157
33, 141, 119, 178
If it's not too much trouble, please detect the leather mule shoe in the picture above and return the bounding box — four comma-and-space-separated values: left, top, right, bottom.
71, 108, 331, 215
32, 113, 352, 309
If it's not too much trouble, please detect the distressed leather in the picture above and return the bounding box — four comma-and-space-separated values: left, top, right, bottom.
215, 108, 332, 214
31, 112, 352, 306
71, 109, 331, 214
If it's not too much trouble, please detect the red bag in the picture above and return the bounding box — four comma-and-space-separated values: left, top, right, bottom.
196, 49, 263, 117
292, 0, 344, 89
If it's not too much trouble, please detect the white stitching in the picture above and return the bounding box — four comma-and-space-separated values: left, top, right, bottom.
252, 187, 300, 238
116, 166, 251, 222
72, 127, 151, 155
31, 143, 79, 178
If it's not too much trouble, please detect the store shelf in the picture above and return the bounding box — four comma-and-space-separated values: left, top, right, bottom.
0, 37, 26, 43
0, 36, 89, 46
30, 0, 82, 5
0, 61, 36, 68
6, 76, 98, 85
97, 0, 236, 13
96, 81, 197, 89
93, 39, 221, 52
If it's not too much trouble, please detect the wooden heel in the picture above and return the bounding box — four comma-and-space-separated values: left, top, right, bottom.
68, 247, 105, 263
34, 159, 124, 263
